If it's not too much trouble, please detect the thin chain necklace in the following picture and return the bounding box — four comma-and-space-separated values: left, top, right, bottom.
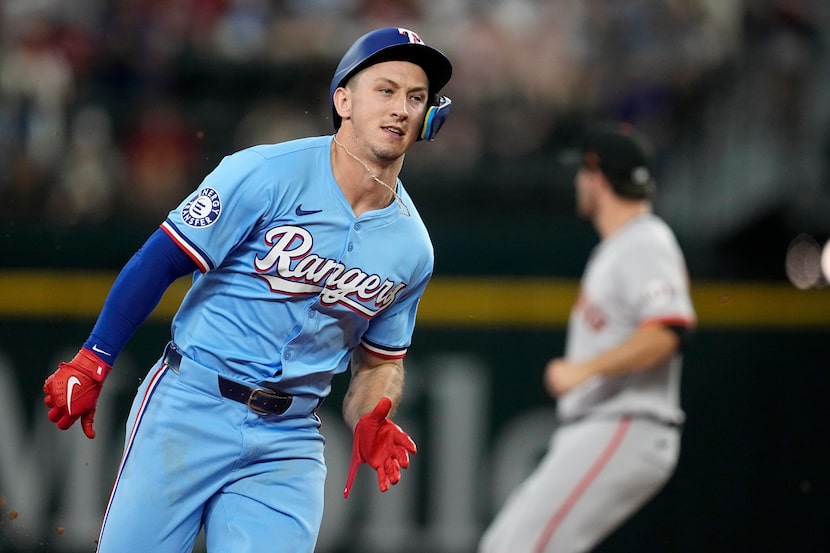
333, 135, 410, 217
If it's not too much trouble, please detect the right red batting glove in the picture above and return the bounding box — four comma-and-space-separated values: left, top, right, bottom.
43, 348, 112, 439
343, 397, 417, 498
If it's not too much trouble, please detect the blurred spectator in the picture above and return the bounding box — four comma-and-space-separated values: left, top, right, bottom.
437, 7, 523, 160
232, 99, 327, 150
356, 0, 424, 28
208, 0, 273, 62
0, 16, 74, 169
744, 0, 824, 149
121, 100, 200, 224
45, 104, 125, 226
266, 0, 361, 64
0, 15, 74, 218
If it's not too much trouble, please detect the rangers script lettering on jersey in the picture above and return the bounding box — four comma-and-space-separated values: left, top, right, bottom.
254, 225, 406, 317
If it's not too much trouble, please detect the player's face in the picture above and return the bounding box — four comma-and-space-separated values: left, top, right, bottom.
346, 61, 429, 160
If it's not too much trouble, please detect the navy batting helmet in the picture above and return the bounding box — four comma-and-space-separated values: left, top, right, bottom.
330, 27, 453, 141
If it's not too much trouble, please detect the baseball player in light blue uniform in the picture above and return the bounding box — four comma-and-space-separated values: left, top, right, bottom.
479, 124, 696, 553
42, 27, 453, 552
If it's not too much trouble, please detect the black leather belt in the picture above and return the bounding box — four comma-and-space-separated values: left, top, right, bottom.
217, 377, 292, 416
163, 344, 293, 416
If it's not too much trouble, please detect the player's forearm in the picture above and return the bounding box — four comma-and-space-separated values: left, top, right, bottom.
583, 324, 680, 379
343, 357, 405, 431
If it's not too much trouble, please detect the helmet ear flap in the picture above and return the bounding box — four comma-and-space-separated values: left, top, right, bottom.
420, 95, 452, 141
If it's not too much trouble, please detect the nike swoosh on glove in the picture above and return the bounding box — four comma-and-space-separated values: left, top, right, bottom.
43, 348, 112, 439
343, 397, 417, 498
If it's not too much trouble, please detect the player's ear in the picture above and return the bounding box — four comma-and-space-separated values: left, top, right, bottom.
333, 86, 352, 124
594, 171, 617, 199
577, 167, 602, 195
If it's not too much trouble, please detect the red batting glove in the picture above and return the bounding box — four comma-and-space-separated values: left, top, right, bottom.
343, 397, 417, 498
43, 348, 112, 439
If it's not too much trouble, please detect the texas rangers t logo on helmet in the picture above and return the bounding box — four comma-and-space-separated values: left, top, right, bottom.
397, 28, 423, 44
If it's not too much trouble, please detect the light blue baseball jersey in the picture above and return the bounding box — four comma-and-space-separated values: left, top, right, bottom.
159, 135, 434, 398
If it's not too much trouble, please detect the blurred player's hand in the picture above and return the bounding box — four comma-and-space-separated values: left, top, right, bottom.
43, 348, 112, 439
343, 397, 417, 498
544, 358, 590, 397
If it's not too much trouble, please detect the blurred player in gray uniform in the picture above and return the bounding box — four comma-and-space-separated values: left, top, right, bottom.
479, 123, 696, 553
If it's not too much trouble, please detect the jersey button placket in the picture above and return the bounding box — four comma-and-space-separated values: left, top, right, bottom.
345, 221, 361, 256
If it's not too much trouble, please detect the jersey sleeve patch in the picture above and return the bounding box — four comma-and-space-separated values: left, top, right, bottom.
360, 338, 408, 359
161, 220, 213, 273
181, 187, 222, 227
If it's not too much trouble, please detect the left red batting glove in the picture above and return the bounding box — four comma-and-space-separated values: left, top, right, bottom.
343, 397, 417, 498
43, 348, 112, 439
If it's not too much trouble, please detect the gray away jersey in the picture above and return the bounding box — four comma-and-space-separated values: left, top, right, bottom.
556, 214, 696, 424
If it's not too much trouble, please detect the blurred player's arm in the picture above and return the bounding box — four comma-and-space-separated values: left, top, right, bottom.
342, 347, 416, 498
545, 322, 690, 397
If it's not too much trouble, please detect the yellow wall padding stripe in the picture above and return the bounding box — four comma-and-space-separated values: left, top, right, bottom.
0, 271, 828, 328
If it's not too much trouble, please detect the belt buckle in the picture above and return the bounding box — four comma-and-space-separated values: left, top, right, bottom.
247, 388, 278, 415
164, 343, 181, 373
